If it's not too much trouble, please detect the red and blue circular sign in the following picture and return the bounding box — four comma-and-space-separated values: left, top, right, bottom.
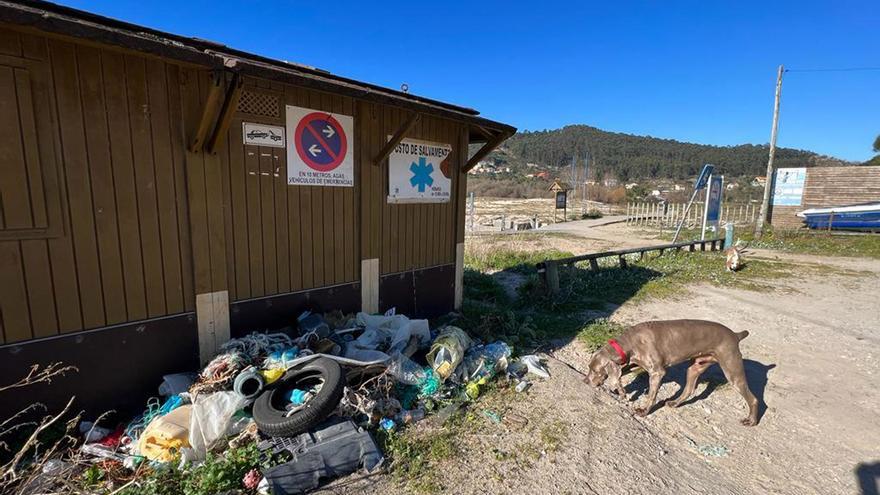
294, 112, 348, 172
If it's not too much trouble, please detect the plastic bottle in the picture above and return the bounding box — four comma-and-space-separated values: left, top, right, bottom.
515, 380, 531, 393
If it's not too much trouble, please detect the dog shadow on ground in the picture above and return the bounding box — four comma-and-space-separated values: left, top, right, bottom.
855, 462, 880, 495
623, 359, 776, 421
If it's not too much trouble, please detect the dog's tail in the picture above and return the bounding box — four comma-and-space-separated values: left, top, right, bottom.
735, 330, 750, 341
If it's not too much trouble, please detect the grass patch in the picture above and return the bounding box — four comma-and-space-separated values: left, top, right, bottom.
577, 319, 627, 351
379, 425, 461, 494
116, 444, 272, 495
460, 245, 801, 348
745, 229, 880, 259
661, 227, 880, 259
463, 268, 509, 305
539, 421, 568, 453
464, 247, 573, 274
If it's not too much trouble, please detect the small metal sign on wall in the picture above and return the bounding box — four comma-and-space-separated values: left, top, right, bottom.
242, 122, 285, 148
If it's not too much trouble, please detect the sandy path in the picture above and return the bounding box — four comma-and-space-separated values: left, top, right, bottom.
327, 248, 879, 494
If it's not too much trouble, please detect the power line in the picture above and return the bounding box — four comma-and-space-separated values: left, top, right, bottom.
785, 67, 880, 73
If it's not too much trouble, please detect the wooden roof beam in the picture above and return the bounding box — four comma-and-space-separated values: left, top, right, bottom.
373, 112, 421, 166
206, 73, 243, 154
464, 130, 512, 173
189, 70, 225, 152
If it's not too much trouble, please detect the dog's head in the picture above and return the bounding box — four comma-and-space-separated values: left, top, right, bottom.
584, 348, 617, 387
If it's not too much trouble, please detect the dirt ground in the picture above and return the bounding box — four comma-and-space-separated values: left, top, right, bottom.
328, 223, 880, 495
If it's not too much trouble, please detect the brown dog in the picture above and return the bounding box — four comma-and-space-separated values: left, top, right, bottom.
725, 241, 749, 271
584, 319, 760, 426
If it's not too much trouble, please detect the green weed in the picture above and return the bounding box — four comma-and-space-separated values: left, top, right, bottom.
577, 319, 628, 351
464, 248, 573, 274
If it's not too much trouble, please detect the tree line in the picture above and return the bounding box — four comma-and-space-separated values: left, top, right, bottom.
492, 125, 851, 181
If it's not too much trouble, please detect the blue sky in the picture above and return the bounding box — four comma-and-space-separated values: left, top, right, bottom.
61, 0, 879, 161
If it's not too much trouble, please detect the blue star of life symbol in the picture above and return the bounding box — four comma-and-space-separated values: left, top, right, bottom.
409, 157, 434, 192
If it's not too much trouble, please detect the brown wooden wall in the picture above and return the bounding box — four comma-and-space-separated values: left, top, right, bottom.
0, 26, 469, 344
0, 31, 194, 344
770, 166, 880, 229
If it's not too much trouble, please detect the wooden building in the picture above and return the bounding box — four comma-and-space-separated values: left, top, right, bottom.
0, 0, 514, 416
768, 166, 880, 229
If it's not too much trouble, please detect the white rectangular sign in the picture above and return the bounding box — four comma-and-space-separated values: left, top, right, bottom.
285, 105, 354, 187
388, 137, 453, 203
772, 167, 806, 206
242, 122, 285, 148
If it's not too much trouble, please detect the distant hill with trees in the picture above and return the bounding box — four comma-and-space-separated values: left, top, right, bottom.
486, 125, 852, 181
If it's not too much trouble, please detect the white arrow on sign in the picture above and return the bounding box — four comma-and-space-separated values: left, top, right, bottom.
308, 144, 322, 157
322, 126, 335, 138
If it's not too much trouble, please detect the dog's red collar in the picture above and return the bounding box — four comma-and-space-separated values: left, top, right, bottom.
608, 339, 628, 364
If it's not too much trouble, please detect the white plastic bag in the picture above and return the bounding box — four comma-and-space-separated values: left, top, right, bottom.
183, 391, 247, 461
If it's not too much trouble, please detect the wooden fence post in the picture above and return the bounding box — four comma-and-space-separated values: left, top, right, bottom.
545, 261, 560, 294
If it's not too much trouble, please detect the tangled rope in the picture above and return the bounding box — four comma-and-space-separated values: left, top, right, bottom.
190, 332, 295, 396
337, 370, 396, 418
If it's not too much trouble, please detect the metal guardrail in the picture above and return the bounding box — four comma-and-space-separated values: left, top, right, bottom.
536, 238, 724, 293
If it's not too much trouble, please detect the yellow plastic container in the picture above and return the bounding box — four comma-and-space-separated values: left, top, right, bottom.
137, 405, 192, 462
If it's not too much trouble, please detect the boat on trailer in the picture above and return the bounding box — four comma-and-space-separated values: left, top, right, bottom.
796, 203, 880, 231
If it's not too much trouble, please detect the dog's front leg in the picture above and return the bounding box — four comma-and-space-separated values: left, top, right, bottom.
606, 363, 628, 400
635, 370, 665, 417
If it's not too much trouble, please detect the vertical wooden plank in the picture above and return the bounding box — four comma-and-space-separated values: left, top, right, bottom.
21, 35, 79, 333
438, 121, 451, 263
357, 99, 372, 266
455, 125, 468, 245
124, 54, 166, 317
308, 91, 325, 287
20, 240, 57, 337
284, 87, 303, 291
379, 105, 392, 274
274, 137, 290, 294
15, 69, 48, 228
245, 139, 264, 296
146, 59, 186, 314
414, 117, 426, 269
385, 109, 397, 273
370, 102, 382, 267
331, 94, 345, 283
229, 116, 251, 299
320, 93, 336, 285
259, 144, 278, 294
77, 47, 126, 324
52, 41, 105, 329
342, 97, 355, 282
217, 115, 236, 301
181, 69, 212, 296
0, 243, 31, 342
425, 117, 437, 266
0, 66, 32, 229
165, 65, 195, 311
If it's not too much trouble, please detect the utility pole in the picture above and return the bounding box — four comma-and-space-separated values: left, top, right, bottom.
755, 64, 784, 237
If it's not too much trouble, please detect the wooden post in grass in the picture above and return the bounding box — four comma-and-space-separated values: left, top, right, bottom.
545, 261, 560, 294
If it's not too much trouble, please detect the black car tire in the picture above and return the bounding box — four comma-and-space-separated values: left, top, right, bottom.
252, 357, 345, 437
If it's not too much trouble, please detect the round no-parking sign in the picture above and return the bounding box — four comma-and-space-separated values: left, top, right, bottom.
286, 106, 354, 187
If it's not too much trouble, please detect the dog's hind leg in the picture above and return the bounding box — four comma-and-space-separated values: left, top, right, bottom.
666, 356, 716, 409
718, 353, 759, 426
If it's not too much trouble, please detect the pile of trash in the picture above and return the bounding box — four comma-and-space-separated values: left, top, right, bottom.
72, 310, 551, 494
